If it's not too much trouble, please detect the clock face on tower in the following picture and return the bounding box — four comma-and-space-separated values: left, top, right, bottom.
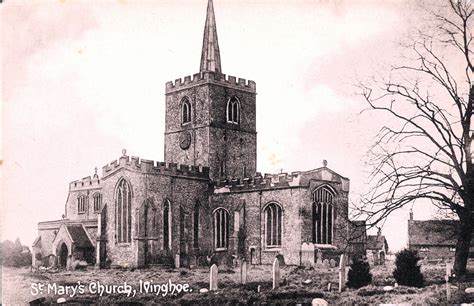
179, 130, 192, 150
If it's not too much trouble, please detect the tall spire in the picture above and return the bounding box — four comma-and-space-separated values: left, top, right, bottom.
200, 0, 222, 73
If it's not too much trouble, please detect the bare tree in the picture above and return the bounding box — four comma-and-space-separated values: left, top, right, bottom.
358, 0, 473, 275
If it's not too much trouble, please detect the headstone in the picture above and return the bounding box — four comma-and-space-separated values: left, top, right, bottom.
303, 279, 312, 285
175, 254, 180, 269
272, 257, 280, 289
316, 249, 323, 265
257, 285, 261, 293
465, 288, 474, 293
209, 264, 218, 291
322, 259, 329, 267
312, 298, 329, 306
240, 260, 247, 284
338, 254, 346, 292
327, 283, 332, 291
57, 298, 67, 304
330, 259, 336, 268
383, 286, 394, 292
446, 263, 453, 301
199, 288, 209, 293
301, 243, 315, 267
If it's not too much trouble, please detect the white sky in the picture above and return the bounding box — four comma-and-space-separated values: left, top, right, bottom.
2, 0, 444, 251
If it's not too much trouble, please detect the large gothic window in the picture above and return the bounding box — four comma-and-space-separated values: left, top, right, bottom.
115, 179, 132, 243
77, 195, 86, 214
182, 97, 192, 124
312, 187, 335, 245
213, 208, 229, 249
163, 200, 172, 250
226, 96, 240, 124
264, 202, 282, 247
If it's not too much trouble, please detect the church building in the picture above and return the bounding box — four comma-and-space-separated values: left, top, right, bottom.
32, 0, 356, 269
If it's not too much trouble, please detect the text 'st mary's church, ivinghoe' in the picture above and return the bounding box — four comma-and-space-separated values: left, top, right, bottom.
32, 0, 357, 269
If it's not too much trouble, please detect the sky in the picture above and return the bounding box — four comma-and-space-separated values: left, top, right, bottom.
2, 0, 454, 251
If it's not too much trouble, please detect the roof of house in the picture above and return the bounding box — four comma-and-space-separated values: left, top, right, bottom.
367, 235, 388, 250
66, 224, 94, 249
408, 219, 466, 247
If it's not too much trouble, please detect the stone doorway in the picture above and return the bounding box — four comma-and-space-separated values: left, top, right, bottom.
58, 243, 68, 268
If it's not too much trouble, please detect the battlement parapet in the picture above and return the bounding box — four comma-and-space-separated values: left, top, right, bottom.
69, 175, 101, 191
213, 171, 301, 193
101, 154, 210, 179
165, 71, 256, 93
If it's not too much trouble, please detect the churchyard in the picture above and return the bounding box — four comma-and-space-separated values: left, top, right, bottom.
5, 259, 474, 305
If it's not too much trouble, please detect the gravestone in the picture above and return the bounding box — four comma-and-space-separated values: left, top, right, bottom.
316, 249, 323, 265
240, 260, 247, 284
446, 263, 453, 301
312, 298, 329, 306
301, 243, 315, 267
330, 259, 336, 268
209, 264, 218, 291
338, 254, 346, 292
273, 257, 280, 289
175, 254, 180, 269
322, 259, 329, 267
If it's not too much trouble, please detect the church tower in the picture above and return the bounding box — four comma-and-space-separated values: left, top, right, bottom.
164, 0, 257, 180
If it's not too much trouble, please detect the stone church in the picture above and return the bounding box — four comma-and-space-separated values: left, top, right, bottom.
32, 0, 357, 270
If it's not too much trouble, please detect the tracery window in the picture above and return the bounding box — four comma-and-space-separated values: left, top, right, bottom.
226, 96, 240, 124
264, 202, 282, 247
213, 208, 229, 249
312, 187, 334, 245
116, 179, 132, 243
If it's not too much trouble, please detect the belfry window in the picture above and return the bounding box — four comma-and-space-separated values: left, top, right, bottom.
312, 187, 334, 245
264, 202, 282, 247
77, 195, 86, 214
93, 193, 102, 212
182, 97, 192, 124
163, 200, 172, 250
226, 96, 240, 124
116, 179, 132, 243
213, 208, 229, 249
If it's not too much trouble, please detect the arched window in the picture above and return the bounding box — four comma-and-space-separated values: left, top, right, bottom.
312, 187, 335, 245
264, 202, 282, 247
182, 97, 192, 124
115, 179, 132, 243
226, 96, 240, 124
93, 193, 102, 212
163, 200, 172, 250
213, 208, 229, 249
77, 195, 86, 214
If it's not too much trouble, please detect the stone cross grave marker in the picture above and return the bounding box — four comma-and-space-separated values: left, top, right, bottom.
240, 260, 247, 285
273, 257, 280, 289
338, 254, 346, 292
301, 242, 315, 268
210, 264, 218, 291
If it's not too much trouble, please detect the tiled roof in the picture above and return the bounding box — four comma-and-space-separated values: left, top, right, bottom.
367, 235, 387, 250
66, 225, 94, 249
408, 219, 468, 247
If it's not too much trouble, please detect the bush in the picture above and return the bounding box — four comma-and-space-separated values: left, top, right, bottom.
393, 249, 424, 287
346, 255, 372, 289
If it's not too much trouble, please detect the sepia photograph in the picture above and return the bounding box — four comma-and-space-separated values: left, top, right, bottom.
2, 0, 473, 304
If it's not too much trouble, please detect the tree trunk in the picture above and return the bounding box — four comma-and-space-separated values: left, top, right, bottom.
454, 213, 472, 276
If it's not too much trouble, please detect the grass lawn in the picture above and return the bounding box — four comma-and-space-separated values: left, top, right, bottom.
4, 261, 474, 305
